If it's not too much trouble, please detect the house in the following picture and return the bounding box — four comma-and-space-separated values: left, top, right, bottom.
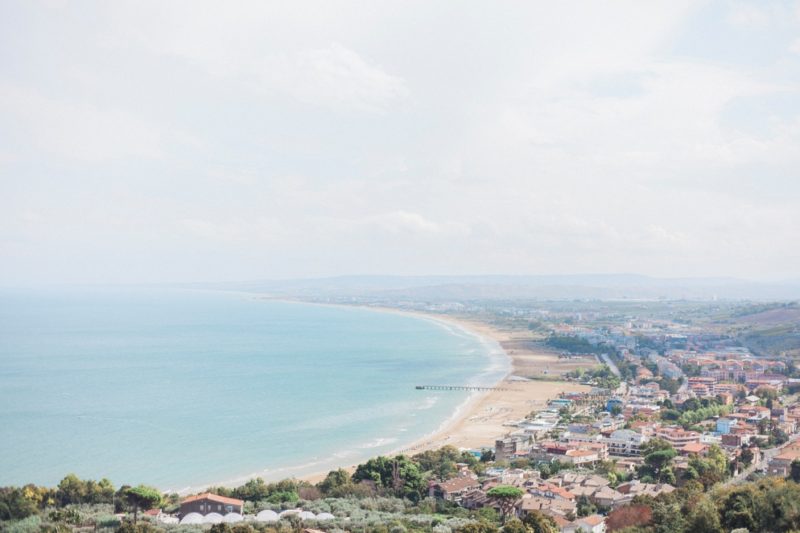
767, 444, 800, 477
679, 442, 709, 456
616, 481, 675, 499
180, 493, 244, 516
604, 429, 647, 456
517, 495, 576, 519
655, 426, 701, 447
429, 476, 480, 503
591, 486, 625, 508
716, 418, 736, 435
570, 514, 606, 533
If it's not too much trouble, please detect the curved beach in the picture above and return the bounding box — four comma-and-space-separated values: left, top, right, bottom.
300, 307, 594, 484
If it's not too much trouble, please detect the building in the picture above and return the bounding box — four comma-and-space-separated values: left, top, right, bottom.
604, 429, 647, 456
180, 493, 244, 516
716, 418, 736, 435
495, 437, 528, 461
429, 476, 481, 503
655, 426, 701, 447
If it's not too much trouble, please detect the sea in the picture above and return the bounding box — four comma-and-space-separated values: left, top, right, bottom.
0, 287, 508, 491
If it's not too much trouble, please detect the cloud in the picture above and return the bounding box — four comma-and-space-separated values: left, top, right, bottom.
726, 3, 772, 28
0, 84, 162, 162
256, 43, 408, 112
364, 210, 470, 237
1, 1, 799, 283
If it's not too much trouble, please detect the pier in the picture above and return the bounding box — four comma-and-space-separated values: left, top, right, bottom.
415, 384, 516, 392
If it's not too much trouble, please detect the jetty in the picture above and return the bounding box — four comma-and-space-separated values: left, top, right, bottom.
415, 384, 516, 392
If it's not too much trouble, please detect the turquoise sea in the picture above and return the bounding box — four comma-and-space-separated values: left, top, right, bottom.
0, 288, 507, 491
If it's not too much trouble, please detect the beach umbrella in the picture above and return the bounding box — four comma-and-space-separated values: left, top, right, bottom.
256, 510, 279, 522
223, 512, 244, 523
179, 513, 204, 525
203, 512, 224, 524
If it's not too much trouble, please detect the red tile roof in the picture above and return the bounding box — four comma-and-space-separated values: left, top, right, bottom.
181, 492, 244, 507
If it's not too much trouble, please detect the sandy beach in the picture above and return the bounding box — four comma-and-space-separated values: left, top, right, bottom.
302, 308, 595, 483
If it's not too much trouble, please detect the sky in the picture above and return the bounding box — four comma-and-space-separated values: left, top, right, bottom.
1, 1, 800, 285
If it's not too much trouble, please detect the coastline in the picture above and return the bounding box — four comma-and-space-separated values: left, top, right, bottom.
166, 296, 597, 492
293, 303, 595, 484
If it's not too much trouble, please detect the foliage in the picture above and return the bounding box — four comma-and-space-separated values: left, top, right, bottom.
520, 510, 558, 533
122, 486, 161, 523
485, 486, 523, 524
637, 439, 676, 484
413, 446, 478, 479
352, 455, 426, 502
546, 335, 612, 355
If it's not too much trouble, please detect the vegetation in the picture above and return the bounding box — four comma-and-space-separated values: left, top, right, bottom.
606, 476, 800, 533
545, 335, 612, 355
485, 486, 522, 523
565, 364, 621, 390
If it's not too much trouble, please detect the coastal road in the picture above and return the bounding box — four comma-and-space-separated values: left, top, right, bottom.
599, 353, 621, 377
598, 352, 627, 396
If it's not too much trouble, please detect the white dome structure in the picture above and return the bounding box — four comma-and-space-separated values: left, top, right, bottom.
255, 510, 279, 522
298, 511, 316, 520
223, 513, 243, 523
279, 509, 300, 518
316, 513, 335, 521
203, 512, 224, 524
179, 513, 204, 525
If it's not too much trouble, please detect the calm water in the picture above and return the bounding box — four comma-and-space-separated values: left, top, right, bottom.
0, 288, 507, 490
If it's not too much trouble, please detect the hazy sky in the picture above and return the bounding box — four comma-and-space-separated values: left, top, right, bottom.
2, 1, 800, 284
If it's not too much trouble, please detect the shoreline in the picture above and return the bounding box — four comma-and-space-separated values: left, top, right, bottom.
171, 296, 596, 492
289, 302, 595, 485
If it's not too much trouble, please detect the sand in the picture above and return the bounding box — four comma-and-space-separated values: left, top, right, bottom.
301, 309, 595, 483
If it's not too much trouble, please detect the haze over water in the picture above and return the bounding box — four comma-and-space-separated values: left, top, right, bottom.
0, 288, 507, 490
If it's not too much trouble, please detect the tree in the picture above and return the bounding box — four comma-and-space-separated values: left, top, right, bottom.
685, 495, 722, 533
480, 450, 496, 463
740, 446, 754, 466
352, 455, 425, 501
521, 510, 558, 533
576, 495, 596, 517
123, 486, 161, 524
486, 486, 523, 524
638, 438, 676, 483
790, 459, 800, 482
501, 518, 528, 533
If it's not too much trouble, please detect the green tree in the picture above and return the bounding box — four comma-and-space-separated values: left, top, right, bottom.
501, 518, 528, 533
123, 486, 161, 524
317, 469, 351, 495
685, 495, 722, 533
576, 495, 596, 517
790, 459, 800, 482
486, 486, 523, 524
638, 438, 677, 483
352, 455, 425, 501
521, 510, 558, 533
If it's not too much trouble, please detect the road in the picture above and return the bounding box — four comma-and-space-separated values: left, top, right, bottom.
724, 437, 796, 486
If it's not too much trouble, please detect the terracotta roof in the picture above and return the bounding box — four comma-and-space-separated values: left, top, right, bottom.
681, 442, 708, 454
579, 514, 605, 526
437, 476, 480, 493
181, 492, 244, 507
